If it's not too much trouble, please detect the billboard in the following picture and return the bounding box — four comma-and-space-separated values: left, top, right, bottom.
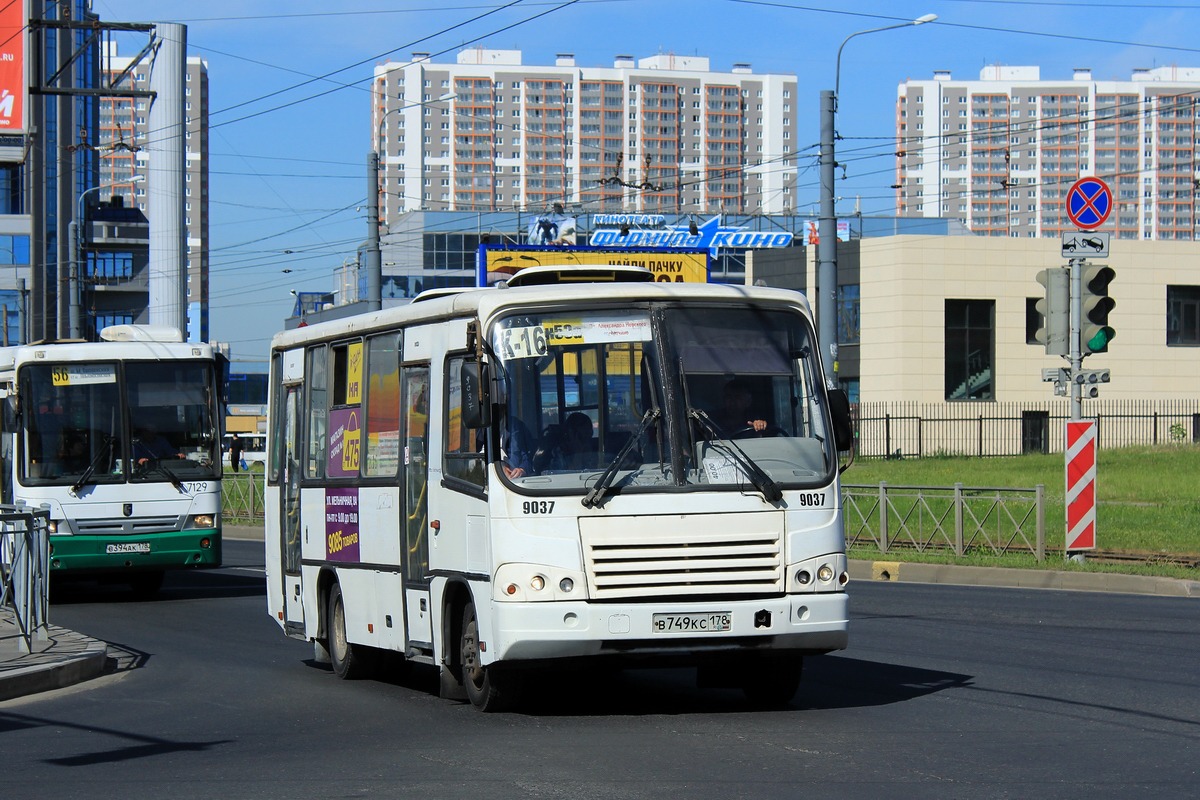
0, 1, 26, 134
478, 246, 709, 286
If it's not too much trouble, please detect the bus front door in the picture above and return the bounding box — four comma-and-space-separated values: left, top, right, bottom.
281, 384, 304, 633
402, 365, 432, 649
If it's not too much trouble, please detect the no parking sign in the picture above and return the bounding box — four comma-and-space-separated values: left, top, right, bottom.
1066, 177, 1112, 231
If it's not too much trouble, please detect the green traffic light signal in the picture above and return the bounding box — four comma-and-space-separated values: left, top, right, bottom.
1081, 264, 1115, 355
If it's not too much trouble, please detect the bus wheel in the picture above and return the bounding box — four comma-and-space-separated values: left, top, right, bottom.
741, 655, 803, 708
460, 601, 520, 712
327, 582, 371, 679
128, 570, 165, 598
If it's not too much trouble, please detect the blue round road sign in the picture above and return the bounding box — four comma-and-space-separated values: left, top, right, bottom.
1066, 176, 1112, 230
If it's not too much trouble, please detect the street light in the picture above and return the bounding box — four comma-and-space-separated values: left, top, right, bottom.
366, 93, 455, 312
818, 13, 936, 386
69, 175, 145, 339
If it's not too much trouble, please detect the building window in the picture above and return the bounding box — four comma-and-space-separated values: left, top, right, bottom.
837, 284, 860, 344
1167, 285, 1200, 345
945, 299, 994, 401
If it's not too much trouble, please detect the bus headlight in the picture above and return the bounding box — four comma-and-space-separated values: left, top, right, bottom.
185, 513, 218, 530
494, 563, 586, 602
791, 554, 848, 594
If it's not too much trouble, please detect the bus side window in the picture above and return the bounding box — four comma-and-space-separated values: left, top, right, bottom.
444, 355, 486, 489
305, 345, 327, 479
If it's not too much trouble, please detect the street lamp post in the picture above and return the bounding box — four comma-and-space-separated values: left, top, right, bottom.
367, 93, 455, 312
69, 176, 145, 339
818, 13, 936, 386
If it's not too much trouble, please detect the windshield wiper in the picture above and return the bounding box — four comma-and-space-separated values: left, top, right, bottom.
689, 408, 783, 504
582, 407, 659, 509
70, 436, 115, 495
146, 461, 186, 493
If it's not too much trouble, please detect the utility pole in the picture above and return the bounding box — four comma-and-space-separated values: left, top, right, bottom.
364, 151, 381, 312
147, 23, 188, 337
816, 89, 838, 387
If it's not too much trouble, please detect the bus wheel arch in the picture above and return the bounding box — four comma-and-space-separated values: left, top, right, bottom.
324, 573, 374, 679
455, 592, 522, 712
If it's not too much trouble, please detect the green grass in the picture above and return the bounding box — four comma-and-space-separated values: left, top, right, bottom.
843, 445, 1200, 575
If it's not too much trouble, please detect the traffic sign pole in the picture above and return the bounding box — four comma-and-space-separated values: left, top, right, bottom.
1070, 257, 1083, 421
1065, 421, 1098, 555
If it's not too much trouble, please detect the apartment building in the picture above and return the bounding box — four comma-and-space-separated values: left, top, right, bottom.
99, 44, 210, 340
895, 66, 1200, 241
372, 49, 799, 227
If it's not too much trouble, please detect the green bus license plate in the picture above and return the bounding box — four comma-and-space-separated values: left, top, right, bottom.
652, 612, 732, 633
106, 542, 151, 554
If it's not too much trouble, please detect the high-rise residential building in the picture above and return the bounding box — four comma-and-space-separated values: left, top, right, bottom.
372, 49, 799, 226
99, 43, 210, 340
895, 66, 1200, 241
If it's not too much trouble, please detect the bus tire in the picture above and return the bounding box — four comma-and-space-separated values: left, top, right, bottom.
741, 654, 803, 708
460, 601, 520, 712
327, 581, 371, 680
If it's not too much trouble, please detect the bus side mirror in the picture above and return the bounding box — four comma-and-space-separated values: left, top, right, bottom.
461, 361, 491, 429
828, 388, 853, 452
2, 396, 17, 430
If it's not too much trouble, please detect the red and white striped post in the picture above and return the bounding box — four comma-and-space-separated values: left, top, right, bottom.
1065, 421, 1097, 552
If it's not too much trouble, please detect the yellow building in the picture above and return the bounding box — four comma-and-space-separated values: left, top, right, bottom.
750, 235, 1200, 455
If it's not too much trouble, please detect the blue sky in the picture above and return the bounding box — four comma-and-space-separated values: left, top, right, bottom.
92, 0, 1200, 369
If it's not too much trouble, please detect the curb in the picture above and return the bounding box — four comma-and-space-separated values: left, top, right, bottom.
0, 626, 109, 703
849, 559, 1200, 598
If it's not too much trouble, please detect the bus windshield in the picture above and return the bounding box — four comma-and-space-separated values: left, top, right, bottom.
490, 302, 835, 495
19, 360, 221, 486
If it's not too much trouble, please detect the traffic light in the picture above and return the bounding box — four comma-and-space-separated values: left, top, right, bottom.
1035, 268, 1069, 355
1081, 264, 1116, 355
1074, 367, 1111, 398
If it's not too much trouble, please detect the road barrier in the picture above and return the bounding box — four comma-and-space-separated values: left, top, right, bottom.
844, 483, 1046, 562
0, 504, 50, 653
223, 472, 266, 524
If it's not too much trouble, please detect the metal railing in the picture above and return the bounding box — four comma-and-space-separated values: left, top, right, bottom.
854, 399, 1200, 458
1, 504, 50, 653
222, 472, 266, 524
844, 482, 1046, 562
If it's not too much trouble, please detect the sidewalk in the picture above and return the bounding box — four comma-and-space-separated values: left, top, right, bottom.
0, 610, 108, 702
3, 527, 1196, 704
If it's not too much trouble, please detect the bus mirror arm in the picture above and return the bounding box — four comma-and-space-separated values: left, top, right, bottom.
2, 396, 17, 428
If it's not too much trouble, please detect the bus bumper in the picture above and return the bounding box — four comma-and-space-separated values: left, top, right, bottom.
48, 529, 223, 573
487, 592, 848, 664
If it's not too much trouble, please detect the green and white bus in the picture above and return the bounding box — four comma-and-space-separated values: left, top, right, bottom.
0, 325, 225, 594
265, 266, 853, 710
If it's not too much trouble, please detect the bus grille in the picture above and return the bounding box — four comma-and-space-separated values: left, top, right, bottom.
70, 516, 184, 537
580, 514, 784, 600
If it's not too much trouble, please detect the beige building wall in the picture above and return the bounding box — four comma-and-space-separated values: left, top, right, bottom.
856, 235, 1200, 403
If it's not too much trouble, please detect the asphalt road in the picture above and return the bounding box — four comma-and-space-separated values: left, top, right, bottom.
2, 539, 1197, 799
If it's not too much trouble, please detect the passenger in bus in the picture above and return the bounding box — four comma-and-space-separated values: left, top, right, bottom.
715, 379, 768, 436
58, 431, 89, 474
534, 412, 596, 472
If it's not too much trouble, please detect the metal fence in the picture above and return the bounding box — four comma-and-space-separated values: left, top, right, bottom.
223, 472, 266, 524
854, 399, 1200, 458
843, 482, 1046, 561
0, 505, 50, 654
